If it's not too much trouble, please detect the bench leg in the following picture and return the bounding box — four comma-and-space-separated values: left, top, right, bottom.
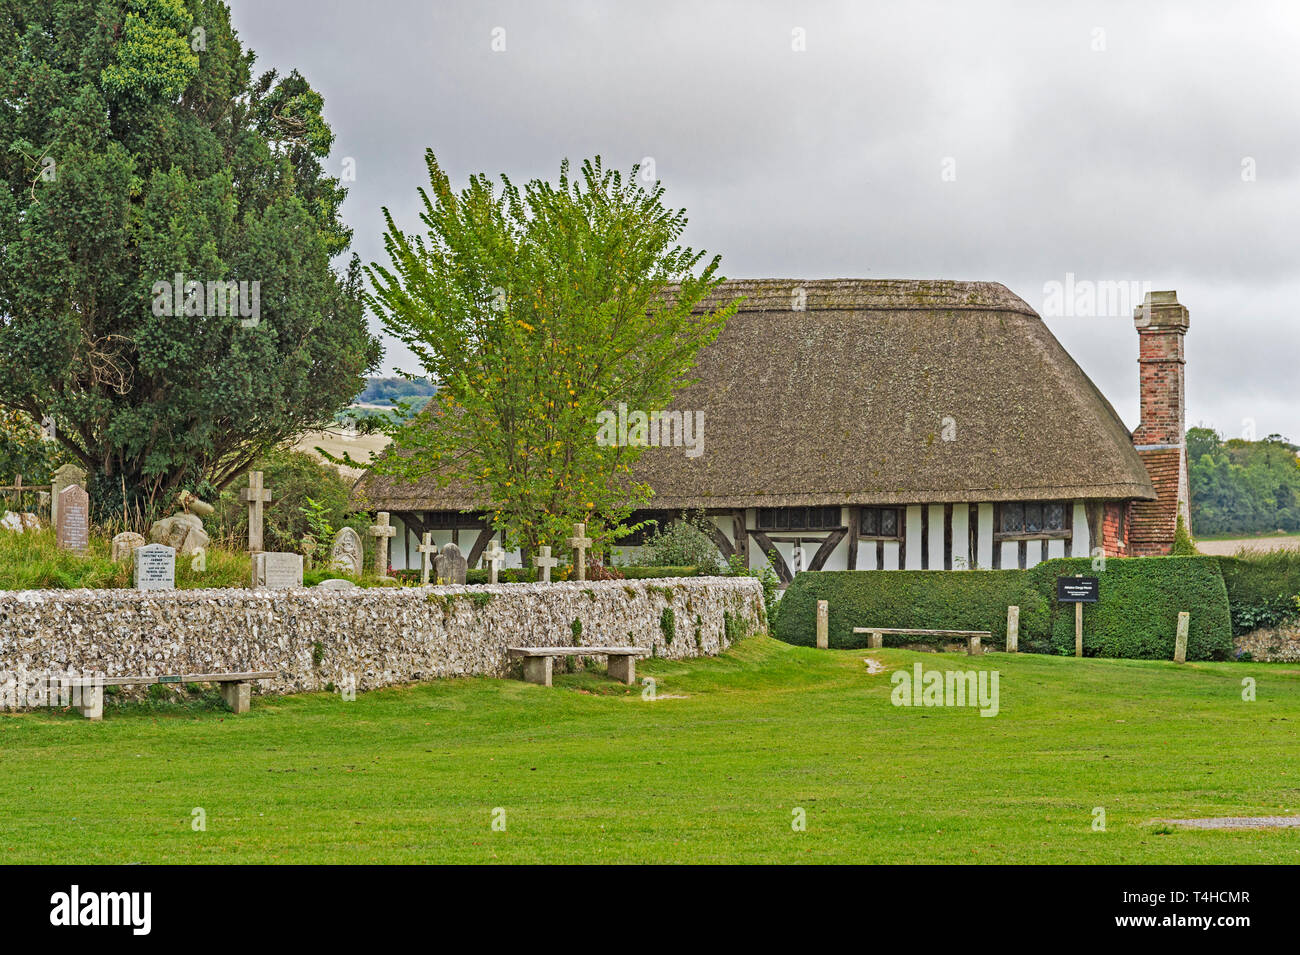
607, 654, 635, 686
967, 636, 981, 656
522, 656, 553, 687
220, 681, 251, 714
76, 684, 103, 721
868, 631, 883, 649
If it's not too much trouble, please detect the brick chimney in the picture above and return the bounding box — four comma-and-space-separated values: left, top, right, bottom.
1129, 290, 1191, 555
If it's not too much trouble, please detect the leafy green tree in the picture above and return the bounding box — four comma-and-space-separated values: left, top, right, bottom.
364, 153, 738, 557
0, 0, 381, 515
1189, 428, 1300, 534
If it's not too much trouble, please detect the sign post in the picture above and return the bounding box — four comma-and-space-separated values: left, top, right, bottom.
1056, 574, 1099, 658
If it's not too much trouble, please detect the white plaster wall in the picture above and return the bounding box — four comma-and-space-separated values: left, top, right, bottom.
977, 504, 995, 569
904, 506, 923, 569
951, 504, 970, 570
1071, 502, 1091, 557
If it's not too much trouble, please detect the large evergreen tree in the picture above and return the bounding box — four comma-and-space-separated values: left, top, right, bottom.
0, 0, 381, 511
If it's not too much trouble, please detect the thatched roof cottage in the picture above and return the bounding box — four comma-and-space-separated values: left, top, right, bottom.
354, 279, 1191, 582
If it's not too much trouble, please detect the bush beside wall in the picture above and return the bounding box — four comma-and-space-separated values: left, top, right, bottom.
1037, 557, 1232, 660
775, 556, 1234, 661
1217, 551, 1300, 635
776, 570, 1049, 650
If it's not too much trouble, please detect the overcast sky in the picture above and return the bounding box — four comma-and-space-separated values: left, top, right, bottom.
227, 0, 1300, 443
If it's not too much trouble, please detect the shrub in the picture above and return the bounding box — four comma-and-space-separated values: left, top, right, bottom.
660, 606, 676, 645
633, 513, 722, 575
211, 449, 366, 555
775, 556, 1234, 661
1217, 550, 1300, 634
1037, 557, 1232, 660
775, 569, 1047, 650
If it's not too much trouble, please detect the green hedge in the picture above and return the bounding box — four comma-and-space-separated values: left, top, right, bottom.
774, 556, 1233, 660
1037, 557, 1232, 660
1216, 551, 1300, 635
775, 569, 1048, 650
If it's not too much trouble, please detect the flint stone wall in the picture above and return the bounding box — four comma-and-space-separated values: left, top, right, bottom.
1235, 621, 1300, 662
0, 577, 765, 699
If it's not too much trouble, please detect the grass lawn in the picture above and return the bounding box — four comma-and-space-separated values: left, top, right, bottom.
2, 636, 1298, 863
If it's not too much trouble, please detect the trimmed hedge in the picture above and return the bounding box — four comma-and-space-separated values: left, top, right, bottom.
774, 556, 1233, 661
775, 569, 1048, 650
1037, 557, 1232, 660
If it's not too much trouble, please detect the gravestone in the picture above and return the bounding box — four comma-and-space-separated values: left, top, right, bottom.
567, 522, 593, 581
111, 531, 147, 563
134, 543, 176, 591
532, 545, 558, 583
483, 539, 506, 584
329, 527, 364, 576
50, 463, 87, 528
368, 512, 396, 578
251, 552, 304, 590
418, 532, 438, 585
55, 484, 90, 554
315, 577, 358, 591
435, 541, 467, 585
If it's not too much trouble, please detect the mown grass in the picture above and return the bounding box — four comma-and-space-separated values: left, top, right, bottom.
2, 637, 1298, 863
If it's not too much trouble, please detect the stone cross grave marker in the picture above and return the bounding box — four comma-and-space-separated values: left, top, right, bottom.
55, 484, 90, 554
238, 470, 272, 552
252, 551, 303, 590
483, 539, 506, 584
418, 531, 437, 585
567, 522, 593, 581
532, 545, 558, 583
134, 543, 176, 591
436, 541, 467, 585
368, 511, 396, 577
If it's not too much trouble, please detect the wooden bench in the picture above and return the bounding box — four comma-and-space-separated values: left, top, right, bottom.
507, 646, 649, 687
853, 628, 991, 655
59, 671, 280, 720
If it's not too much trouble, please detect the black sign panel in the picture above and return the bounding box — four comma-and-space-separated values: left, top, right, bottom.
1057, 576, 1099, 603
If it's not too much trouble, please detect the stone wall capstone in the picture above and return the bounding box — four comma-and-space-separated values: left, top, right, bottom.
0, 577, 765, 704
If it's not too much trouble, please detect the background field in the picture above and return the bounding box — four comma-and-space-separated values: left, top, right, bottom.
2, 638, 1297, 863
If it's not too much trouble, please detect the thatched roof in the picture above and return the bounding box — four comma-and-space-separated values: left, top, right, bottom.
354, 279, 1157, 512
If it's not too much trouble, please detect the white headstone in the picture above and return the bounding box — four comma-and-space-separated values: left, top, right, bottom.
134, 543, 176, 591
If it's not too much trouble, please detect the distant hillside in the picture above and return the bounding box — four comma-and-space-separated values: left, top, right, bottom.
1189, 428, 1300, 535
356, 376, 436, 405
